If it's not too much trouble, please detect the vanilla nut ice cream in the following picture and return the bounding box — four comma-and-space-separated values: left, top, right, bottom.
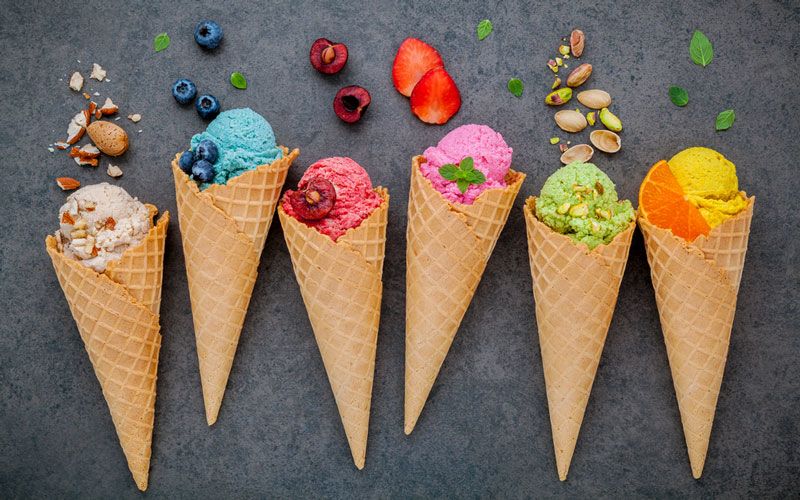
55, 183, 151, 272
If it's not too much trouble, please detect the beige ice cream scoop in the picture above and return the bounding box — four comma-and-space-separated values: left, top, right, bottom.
55, 183, 151, 272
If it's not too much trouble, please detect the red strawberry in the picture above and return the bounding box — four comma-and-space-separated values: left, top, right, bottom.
392, 38, 444, 97
410, 67, 461, 125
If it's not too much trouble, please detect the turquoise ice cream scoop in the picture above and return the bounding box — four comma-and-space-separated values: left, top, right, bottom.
190, 108, 283, 188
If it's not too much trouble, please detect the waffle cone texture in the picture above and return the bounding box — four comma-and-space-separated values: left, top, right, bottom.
278, 188, 389, 470
45, 206, 169, 491
404, 155, 524, 434
639, 197, 754, 479
171, 147, 298, 425
523, 197, 634, 481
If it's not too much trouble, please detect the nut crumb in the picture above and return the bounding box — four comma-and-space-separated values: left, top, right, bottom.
56, 177, 80, 191
93, 91, 100, 96
90, 63, 106, 81
106, 164, 123, 178
128, 113, 141, 123
69, 72, 84, 91
48, 147, 55, 153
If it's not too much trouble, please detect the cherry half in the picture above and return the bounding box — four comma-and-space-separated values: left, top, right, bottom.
333, 85, 371, 123
288, 177, 337, 220
309, 38, 348, 74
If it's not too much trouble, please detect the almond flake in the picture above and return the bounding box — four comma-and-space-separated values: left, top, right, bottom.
56, 177, 80, 191
69, 72, 84, 91
128, 113, 141, 123
61, 211, 75, 224
90, 63, 106, 81
106, 164, 123, 178
54, 142, 70, 150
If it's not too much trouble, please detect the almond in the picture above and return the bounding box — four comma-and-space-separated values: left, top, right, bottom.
577, 90, 612, 109
86, 121, 129, 156
56, 177, 80, 191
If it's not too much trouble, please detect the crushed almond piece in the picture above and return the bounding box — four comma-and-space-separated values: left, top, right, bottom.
56, 177, 80, 191
104, 217, 116, 230
61, 212, 75, 224
90, 63, 106, 81
69, 72, 84, 91
128, 113, 141, 123
54, 142, 69, 150
88, 101, 97, 115
100, 98, 118, 115
82, 92, 91, 100
94, 110, 102, 119
74, 157, 99, 167
106, 164, 123, 178
90, 246, 99, 257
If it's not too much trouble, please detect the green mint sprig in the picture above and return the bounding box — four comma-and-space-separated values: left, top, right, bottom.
154, 33, 170, 52
669, 86, 689, 107
230, 71, 247, 89
689, 30, 713, 67
477, 19, 493, 41
715, 109, 735, 131
439, 156, 486, 193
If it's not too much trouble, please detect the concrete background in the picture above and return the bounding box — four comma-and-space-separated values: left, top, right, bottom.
1, 0, 798, 497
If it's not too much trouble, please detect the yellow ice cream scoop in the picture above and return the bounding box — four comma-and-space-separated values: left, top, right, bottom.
669, 147, 748, 227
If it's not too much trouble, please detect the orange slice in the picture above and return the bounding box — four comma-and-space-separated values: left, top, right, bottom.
639, 160, 710, 241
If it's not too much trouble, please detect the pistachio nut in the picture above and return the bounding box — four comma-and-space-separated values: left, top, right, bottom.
556, 202, 571, 215
568, 202, 589, 217
550, 137, 560, 145
554, 109, 588, 133
594, 181, 605, 195
577, 89, 612, 109
545, 87, 573, 106
566, 63, 592, 88
547, 59, 558, 73
586, 111, 596, 126
559, 45, 570, 56
595, 207, 611, 219
590, 129, 622, 153
570, 29, 585, 57
551, 77, 561, 89
559, 144, 594, 165
599, 107, 623, 132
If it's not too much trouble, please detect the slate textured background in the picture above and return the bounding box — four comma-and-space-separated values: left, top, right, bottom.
1, 0, 798, 497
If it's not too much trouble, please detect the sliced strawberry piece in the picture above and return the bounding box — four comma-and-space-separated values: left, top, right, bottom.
410, 67, 461, 125
392, 37, 444, 97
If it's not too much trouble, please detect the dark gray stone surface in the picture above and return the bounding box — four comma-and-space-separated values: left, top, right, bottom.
1, 0, 798, 497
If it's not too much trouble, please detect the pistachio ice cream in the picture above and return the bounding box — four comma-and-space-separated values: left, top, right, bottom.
55, 183, 151, 272
535, 162, 634, 249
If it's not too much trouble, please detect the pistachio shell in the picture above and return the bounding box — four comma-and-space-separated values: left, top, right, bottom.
590, 130, 622, 153
86, 121, 129, 156
559, 144, 594, 164
577, 89, 612, 109
554, 110, 588, 133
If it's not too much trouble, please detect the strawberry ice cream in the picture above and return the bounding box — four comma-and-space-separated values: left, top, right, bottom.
282, 157, 384, 241
420, 124, 513, 204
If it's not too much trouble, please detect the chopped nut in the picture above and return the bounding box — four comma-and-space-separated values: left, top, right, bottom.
558, 45, 570, 56
104, 217, 116, 230
82, 92, 91, 100
559, 143, 568, 153
595, 181, 605, 195
555, 57, 564, 66
100, 98, 119, 115
61, 211, 75, 225
586, 111, 596, 126
106, 164, 123, 178
550, 137, 560, 145
88, 101, 97, 116
90, 246, 99, 257
90, 63, 106, 81
568, 203, 589, 217
547, 59, 558, 73
70, 229, 87, 239
595, 208, 611, 219
73, 218, 88, 229
84, 202, 96, 212
54, 142, 70, 150
551, 77, 561, 89
556, 202, 571, 215
128, 113, 141, 123
69, 72, 84, 91
74, 157, 99, 167
590, 220, 602, 233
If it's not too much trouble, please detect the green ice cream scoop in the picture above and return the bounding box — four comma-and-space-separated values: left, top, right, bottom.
535, 162, 634, 249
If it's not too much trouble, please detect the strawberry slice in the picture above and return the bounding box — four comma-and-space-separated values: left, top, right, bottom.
392, 38, 444, 97
410, 67, 461, 125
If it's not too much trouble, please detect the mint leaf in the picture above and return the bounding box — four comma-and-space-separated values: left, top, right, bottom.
456, 179, 470, 193
230, 71, 247, 89
669, 86, 689, 107
460, 156, 474, 172
154, 33, 170, 52
439, 164, 459, 180
477, 19, 493, 41
715, 109, 735, 131
507, 78, 523, 97
470, 169, 486, 185
689, 30, 713, 67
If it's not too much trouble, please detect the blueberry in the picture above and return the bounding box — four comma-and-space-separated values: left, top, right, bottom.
195, 94, 221, 119
172, 78, 197, 105
195, 140, 218, 164
194, 20, 223, 49
178, 150, 195, 173
192, 159, 215, 183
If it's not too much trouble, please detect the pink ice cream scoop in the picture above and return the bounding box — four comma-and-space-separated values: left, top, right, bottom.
420, 124, 513, 204
282, 157, 384, 241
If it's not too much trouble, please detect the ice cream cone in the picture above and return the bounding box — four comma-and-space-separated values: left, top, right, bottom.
404, 155, 524, 434
45, 209, 169, 491
171, 148, 298, 425
523, 197, 634, 480
639, 196, 754, 479
278, 188, 389, 469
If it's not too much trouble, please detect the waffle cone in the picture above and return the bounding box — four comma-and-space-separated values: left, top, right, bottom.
45, 208, 169, 491
523, 197, 634, 481
639, 197, 754, 479
404, 155, 524, 434
278, 188, 389, 469
171, 148, 297, 425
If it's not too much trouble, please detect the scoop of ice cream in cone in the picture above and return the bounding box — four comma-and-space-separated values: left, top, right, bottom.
638, 147, 753, 478
279, 157, 388, 469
